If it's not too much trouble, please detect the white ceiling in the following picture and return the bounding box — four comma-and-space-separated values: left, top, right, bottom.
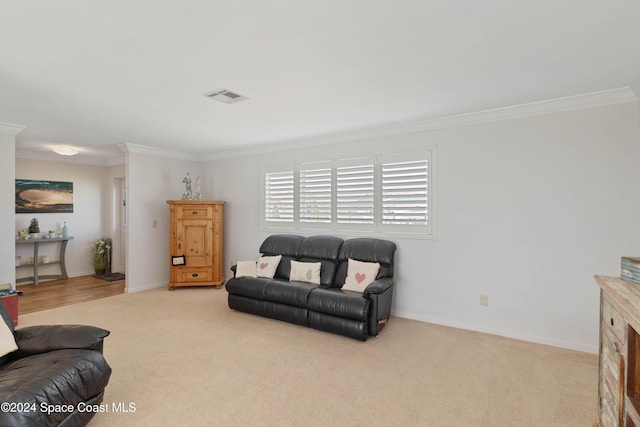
2, 1, 640, 165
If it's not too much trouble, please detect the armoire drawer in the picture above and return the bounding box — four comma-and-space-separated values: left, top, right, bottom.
179, 269, 213, 283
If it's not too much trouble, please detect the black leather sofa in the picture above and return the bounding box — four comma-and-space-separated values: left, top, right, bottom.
226, 234, 397, 341
0, 303, 112, 427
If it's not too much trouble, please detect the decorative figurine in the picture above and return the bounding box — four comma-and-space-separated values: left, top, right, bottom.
195, 177, 203, 200
182, 173, 193, 200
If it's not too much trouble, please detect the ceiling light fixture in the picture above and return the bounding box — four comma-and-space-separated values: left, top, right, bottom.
52, 146, 79, 156
204, 88, 249, 104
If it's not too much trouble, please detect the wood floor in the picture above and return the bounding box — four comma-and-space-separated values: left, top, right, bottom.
17, 275, 125, 315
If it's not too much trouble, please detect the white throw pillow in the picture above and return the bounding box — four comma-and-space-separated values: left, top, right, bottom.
342, 258, 381, 293
289, 261, 321, 285
256, 255, 282, 279
0, 319, 17, 357
235, 260, 257, 278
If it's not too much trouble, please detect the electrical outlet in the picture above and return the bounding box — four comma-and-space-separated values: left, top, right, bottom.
152, 220, 158, 228
480, 295, 489, 306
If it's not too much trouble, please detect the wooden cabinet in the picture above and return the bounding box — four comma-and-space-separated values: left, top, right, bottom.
596, 275, 640, 426
167, 200, 224, 290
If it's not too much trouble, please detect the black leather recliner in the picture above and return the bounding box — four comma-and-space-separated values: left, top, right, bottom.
0, 303, 112, 427
226, 234, 397, 341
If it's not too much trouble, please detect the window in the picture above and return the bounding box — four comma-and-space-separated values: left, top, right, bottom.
262, 148, 435, 238
299, 163, 332, 224
382, 160, 428, 225
336, 160, 374, 225
264, 170, 294, 223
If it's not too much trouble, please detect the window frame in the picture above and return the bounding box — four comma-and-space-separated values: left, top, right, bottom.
261, 147, 437, 239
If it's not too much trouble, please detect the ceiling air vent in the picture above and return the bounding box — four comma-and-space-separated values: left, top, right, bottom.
204, 88, 249, 104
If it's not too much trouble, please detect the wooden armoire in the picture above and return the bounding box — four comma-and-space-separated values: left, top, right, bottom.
167, 200, 224, 290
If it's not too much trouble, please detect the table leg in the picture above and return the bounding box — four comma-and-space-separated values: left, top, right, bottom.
60, 239, 69, 279
33, 242, 39, 285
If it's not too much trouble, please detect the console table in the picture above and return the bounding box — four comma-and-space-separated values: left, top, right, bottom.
16, 237, 73, 285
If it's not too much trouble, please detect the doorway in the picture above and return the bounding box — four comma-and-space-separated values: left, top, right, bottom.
112, 177, 126, 275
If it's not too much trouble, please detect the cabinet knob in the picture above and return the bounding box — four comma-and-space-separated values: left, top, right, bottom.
192, 273, 198, 278
192, 211, 198, 215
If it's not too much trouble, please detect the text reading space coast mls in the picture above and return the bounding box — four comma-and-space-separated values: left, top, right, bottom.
1, 401, 137, 415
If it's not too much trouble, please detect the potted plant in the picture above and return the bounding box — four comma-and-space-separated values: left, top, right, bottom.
28, 218, 40, 239
93, 238, 112, 275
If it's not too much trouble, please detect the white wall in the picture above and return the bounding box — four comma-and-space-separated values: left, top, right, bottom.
0, 125, 19, 289
206, 101, 640, 352
124, 148, 204, 293
15, 158, 120, 280
105, 164, 126, 273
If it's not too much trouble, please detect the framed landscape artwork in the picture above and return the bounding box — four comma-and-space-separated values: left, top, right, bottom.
15, 179, 74, 213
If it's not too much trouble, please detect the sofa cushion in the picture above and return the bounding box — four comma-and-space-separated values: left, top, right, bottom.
260, 234, 304, 257
0, 303, 16, 368
341, 259, 381, 293
289, 261, 321, 285
260, 235, 305, 281
298, 236, 343, 261
236, 260, 257, 278
225, 277, 269, 300
14, 325, 110, 356
298, 236, 344, 286
265, 280, 316, 308
0, 317, 17, 358
334, 238, 397, 287
307, 288, 370, 321
256, 255, 282, 278
308, 312, 368, 341
0, 349, 111, 426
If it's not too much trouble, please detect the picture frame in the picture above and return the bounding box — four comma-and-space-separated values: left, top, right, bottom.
16, 179, 74, 213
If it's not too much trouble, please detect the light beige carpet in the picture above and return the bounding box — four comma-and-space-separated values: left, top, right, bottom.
18, 287, 598, 426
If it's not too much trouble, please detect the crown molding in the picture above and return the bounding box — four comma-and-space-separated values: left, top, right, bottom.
0, 122, 26, 135
117, 143, 199, 161
205, 87, 639, 161
15, 149, 124, 166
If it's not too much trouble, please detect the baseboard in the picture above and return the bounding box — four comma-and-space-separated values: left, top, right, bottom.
392, 309, 598, 354
126, 282, 165, 293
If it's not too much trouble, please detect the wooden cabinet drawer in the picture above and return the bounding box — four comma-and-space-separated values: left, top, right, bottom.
603, 298, 627, 343
178, 268, 212, 283
602, 328, 621, 391
176, 206, 213, 219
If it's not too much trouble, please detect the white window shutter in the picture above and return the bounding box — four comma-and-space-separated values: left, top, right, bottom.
262, 148, 436, 239
299, 163, 332, 224
382, 160, 428, 225
264, 170, 294, 222
336, 161, 374, 225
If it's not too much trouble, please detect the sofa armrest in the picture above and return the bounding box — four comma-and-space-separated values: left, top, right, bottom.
364, 278, 395, 336
14, 325, 110, 357
363, 278, 394, 296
